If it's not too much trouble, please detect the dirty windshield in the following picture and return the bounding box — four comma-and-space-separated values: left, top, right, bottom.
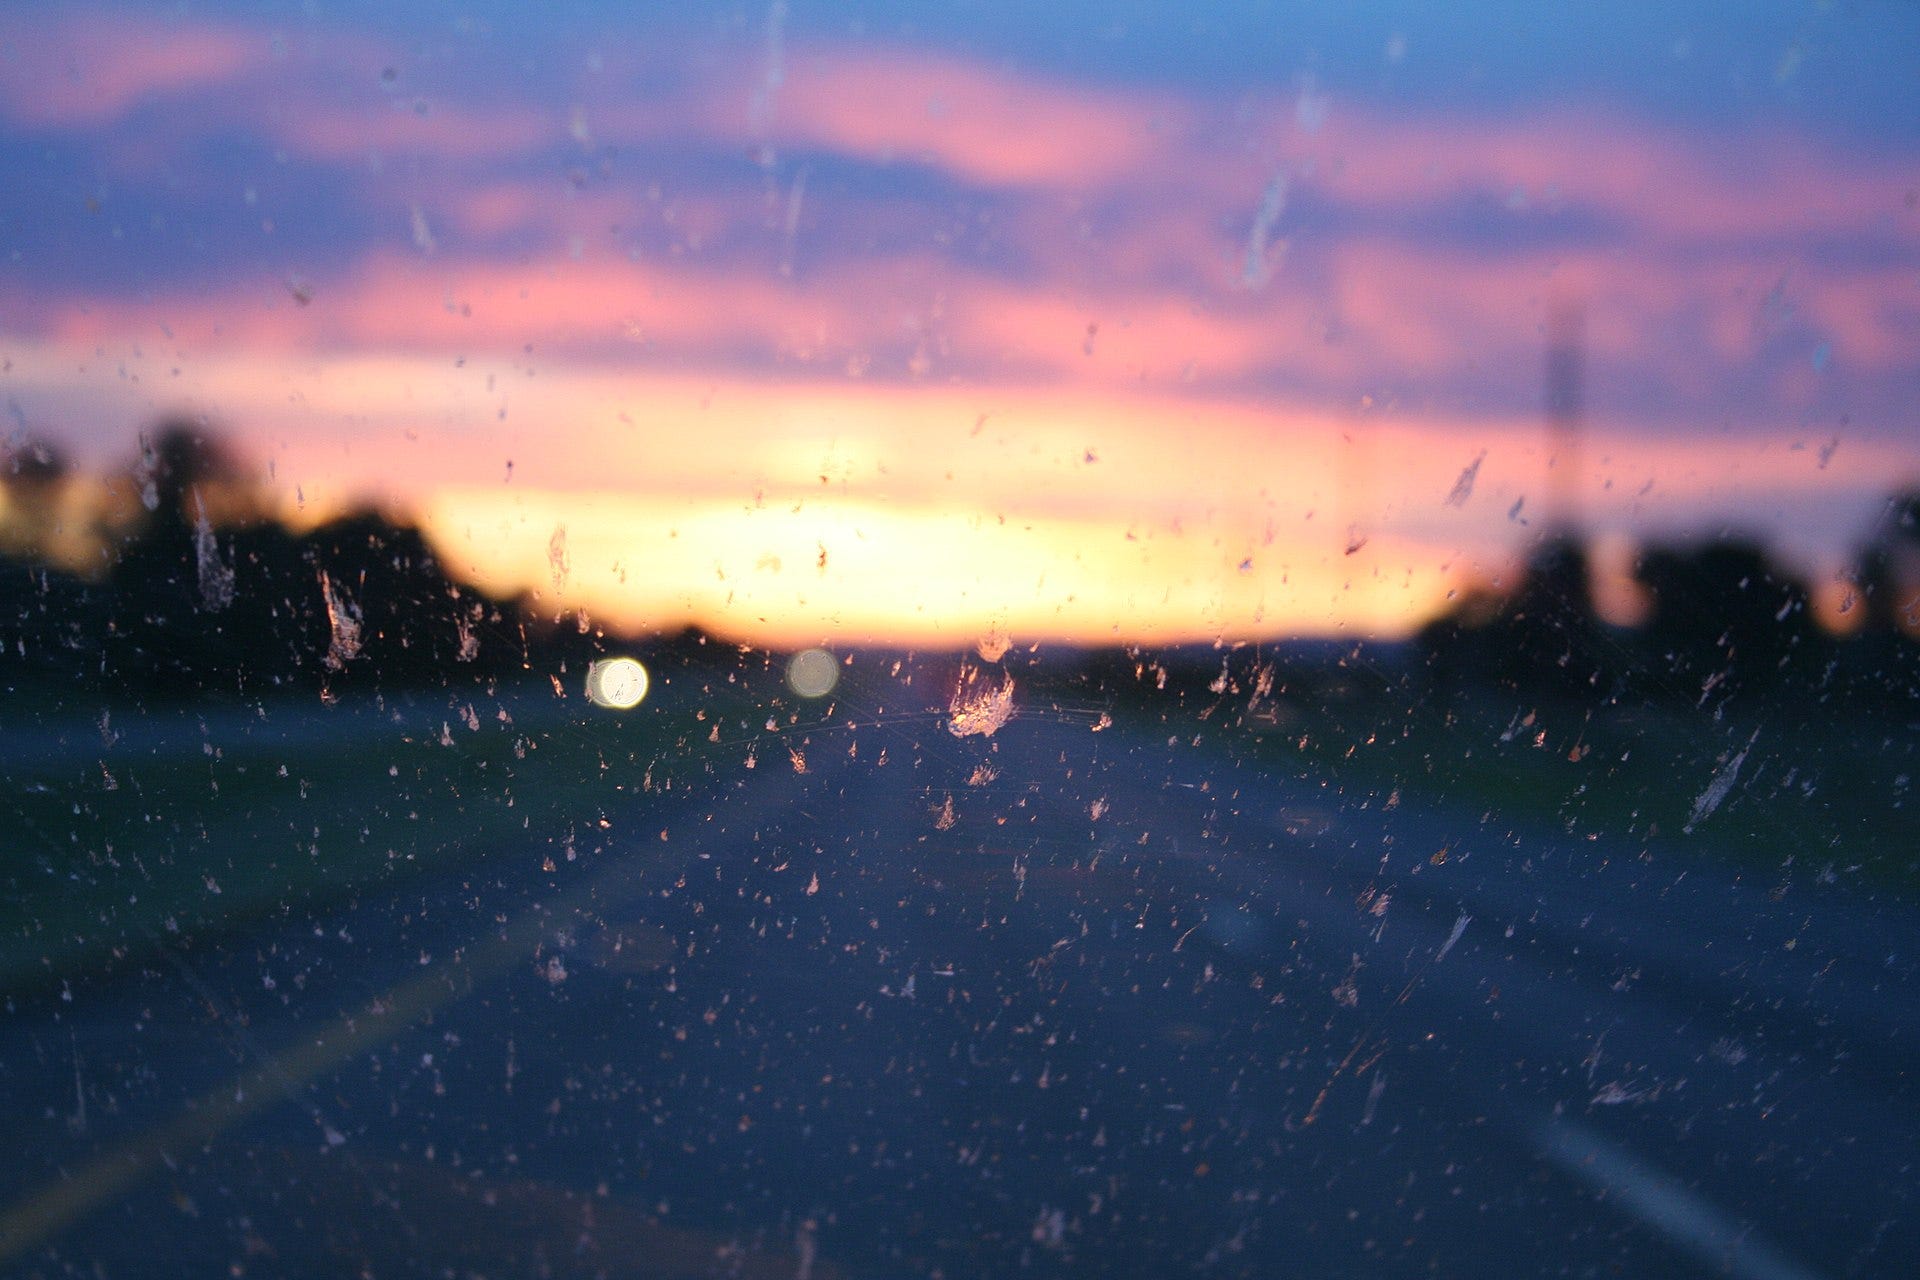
3, 2, 1917, 1277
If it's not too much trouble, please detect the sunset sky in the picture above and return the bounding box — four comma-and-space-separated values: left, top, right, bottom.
1, 2, 1915, 647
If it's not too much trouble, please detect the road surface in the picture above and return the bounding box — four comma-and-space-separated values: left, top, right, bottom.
1, 696, 1915, 1278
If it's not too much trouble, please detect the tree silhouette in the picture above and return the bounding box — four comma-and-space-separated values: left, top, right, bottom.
1, 419, 639, 704
1856, 490, 1920, 638
105, 421, 252, 694
1841, 490, 1920, 711
86, 421, 524, 696
1418, 537, 1611, 702
295, 511, 504, 689
1, 438, 71, 565
0, 440, 106, 696
1633, 540, 1820, 706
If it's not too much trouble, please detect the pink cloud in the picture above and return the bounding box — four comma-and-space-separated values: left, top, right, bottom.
1797, 270, 1920, 368
8, 253, 904, 368
758, 46, 1191, 188
1220, 100, 1919, 249
1308, 235, 1920, 418
226, 38, 1189, 192
280, 102, 563, 164
0, 11, 257, 126
450, 184, 554, 239
6, 221, 1911, 429
13, 11, 1915, 274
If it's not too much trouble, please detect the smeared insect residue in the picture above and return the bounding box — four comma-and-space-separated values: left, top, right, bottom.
1242, 171, 1289, 288
1361, 1071, 1386, 1126
1446, 449, 1488, 507
455, 610, 479, 661
948, 663, 1016, 737
779, 165, 807, 278
795, 1217, 817, 1280
1685, 733, 1755, 833
976, 624, 1011, 663
318, 570, 363, 670
192, 495, 233, 611
409, 203, 436, 255
548, 524, 570, 591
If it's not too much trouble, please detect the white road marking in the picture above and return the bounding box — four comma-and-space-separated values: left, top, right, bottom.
1536, 1114, 1825, 1280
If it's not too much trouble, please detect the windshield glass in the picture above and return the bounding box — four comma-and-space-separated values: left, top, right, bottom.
3, 3, 1916, 1277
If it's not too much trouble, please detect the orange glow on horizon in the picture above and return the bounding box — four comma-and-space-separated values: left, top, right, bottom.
416, 485, 1468, 648
5, 329, 1910, 646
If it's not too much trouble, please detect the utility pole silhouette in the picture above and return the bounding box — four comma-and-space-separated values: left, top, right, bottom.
1544, 297, 1585, 532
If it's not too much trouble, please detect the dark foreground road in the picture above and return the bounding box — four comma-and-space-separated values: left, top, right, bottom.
2, 699, 1915, 1278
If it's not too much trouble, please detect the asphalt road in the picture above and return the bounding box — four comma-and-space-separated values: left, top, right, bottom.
1, 697, 1915, 1278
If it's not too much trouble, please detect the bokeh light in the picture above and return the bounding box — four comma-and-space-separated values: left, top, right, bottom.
785, 648, 839, 698
585, 657, 649, 709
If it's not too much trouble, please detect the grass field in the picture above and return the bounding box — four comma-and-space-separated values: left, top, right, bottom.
1246, 683, 1918, 897
1, 669, 777, 992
